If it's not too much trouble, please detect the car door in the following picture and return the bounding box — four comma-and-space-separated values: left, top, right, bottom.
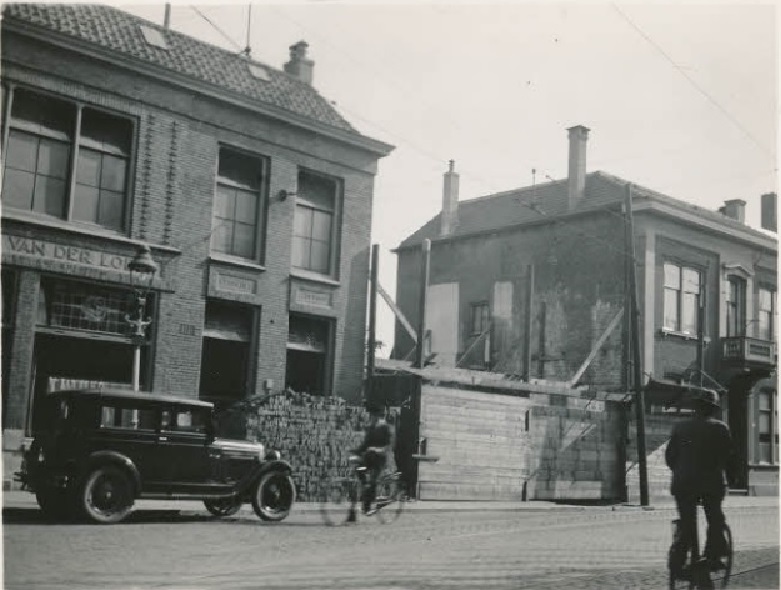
159, 405, 225, 495
91, 399, 170, 492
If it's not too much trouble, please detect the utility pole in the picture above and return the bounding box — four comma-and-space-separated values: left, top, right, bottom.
523, 264, 534, 381
415, 239, 431, 369
367, 244, 379, 404
625, 183, 649, 507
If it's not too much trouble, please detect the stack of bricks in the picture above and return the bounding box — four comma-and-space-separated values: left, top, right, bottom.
245, 391, 371, 501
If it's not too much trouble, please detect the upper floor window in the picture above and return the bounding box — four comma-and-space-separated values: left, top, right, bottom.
664, 262, 701, 334
471, 302, 490, 336
726, 276, 746, 337
211, 148, 266, 260
292, 170, 339, 276
2, 88, 132, 232
758, 287, 776, 341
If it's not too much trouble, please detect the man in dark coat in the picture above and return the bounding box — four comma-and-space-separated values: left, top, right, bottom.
665, 389, 736, 571
353, 405, 392, 515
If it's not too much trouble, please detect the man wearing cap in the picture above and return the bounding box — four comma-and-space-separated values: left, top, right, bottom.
665, 389, 736, 571
353, 406, 392, 515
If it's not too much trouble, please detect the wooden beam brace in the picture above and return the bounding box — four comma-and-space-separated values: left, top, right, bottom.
569, 307, 625, 387
377, 282, 417, 344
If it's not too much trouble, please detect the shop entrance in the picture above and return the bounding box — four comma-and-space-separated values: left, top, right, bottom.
30, 333, 140, 432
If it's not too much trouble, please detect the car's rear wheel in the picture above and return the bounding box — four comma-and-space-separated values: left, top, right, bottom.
35, 486, 75, 521
204, 497, 242, 517
79, 465, 134, 524
252, 471, 295, 522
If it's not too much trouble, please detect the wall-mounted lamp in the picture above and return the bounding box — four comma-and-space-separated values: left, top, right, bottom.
278, 189, 296, 201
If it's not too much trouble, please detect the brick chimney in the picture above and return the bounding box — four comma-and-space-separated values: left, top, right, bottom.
567, 125, 590, 210
720, 199, 746, 224
440, 160, 459, 236
761, 192, 777, 232
284, 41, 314, 84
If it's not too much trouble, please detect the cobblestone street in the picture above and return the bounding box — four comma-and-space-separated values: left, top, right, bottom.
3, 497, 778, 589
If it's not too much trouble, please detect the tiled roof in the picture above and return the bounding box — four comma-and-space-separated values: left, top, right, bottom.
2, 3, 355, 132
397, 171, 772, 249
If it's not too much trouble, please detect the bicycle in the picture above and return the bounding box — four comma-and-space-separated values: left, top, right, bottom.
668, 501, 733, 589
319, 455, 406, 526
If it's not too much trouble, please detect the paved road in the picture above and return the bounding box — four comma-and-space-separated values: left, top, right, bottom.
3, 502, 778, 589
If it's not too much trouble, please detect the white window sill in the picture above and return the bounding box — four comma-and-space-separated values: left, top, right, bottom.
290, 269, 340, 287
209, 254, 266, 272
659, 327, 711, 343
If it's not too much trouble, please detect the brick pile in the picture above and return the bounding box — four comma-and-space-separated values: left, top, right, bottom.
245, 392, 372, 501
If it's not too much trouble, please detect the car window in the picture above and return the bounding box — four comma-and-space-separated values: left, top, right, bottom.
100, 405, 157, 430
161, 408, 208, 434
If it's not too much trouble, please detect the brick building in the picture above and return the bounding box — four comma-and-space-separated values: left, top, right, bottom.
394, 125, 777, 496
1, 4, 392, 478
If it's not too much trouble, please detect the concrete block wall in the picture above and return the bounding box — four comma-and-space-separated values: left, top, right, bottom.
625, 412, 686, 502
525, 394, 623, 501
418, 383, 624, 502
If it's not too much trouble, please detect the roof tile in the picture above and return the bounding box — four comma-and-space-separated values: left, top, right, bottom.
2, 3, 355, 132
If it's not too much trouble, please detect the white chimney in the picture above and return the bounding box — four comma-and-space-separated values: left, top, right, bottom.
440, 160, 459, 236
720, 199, 746, 224
284, 41, 314, 85
761, 192, 777, 232
567, 125, 590, 210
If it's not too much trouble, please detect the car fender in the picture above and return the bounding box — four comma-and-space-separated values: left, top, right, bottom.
84, 450, 142, 497
258, 459, 293, 478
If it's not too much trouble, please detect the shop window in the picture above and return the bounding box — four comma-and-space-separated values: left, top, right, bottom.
470, 302, 490, 335
37, 279, 146, 338
757, 287, 776, 341
199, 300, 255, 405
286, 313, 332, 395
726, 277, 746, 337
757, 389, 777, 464
663, 262, 701, 335
292, 170, 340, 276
2, 87, 133, 232
211, 148, 266, 260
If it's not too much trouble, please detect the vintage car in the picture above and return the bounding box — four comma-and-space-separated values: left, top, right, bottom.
16, 389, 295, 524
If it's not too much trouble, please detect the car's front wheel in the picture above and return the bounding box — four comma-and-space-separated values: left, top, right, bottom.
251, 471, 295, 522
204, 497, 242, 517
79, 465, 134, 524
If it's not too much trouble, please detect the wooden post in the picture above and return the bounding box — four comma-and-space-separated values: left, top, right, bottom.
416, 239, 431, 369
367, 244, 379, 404
524, 264, 534, 381
625, 183, 649, 507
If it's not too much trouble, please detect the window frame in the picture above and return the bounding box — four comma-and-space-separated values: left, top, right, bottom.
757, 286, 776, 341
663, 261, 702, 335
470, 301, 491, 336
755, 388, 777, 465
1, 84, 136, 233
292, 168, 342, 279
211, 145, 269, 262
726, 276, 747, 337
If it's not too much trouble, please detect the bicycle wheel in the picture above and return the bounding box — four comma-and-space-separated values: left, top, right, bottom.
375, 472, 405, 524
319, 477, 358, 526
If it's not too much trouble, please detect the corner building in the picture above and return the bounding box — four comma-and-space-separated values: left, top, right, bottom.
0, 4, 393, 476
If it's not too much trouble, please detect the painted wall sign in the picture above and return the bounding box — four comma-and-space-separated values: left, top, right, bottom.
3, 235, 133, 272
216, 273, 256, 295
293, 285, 332, 308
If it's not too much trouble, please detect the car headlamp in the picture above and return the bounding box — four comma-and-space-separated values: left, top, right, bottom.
264, 449, 281, 461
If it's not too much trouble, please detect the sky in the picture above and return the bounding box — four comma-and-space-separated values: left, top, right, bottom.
116, 1, 778, 356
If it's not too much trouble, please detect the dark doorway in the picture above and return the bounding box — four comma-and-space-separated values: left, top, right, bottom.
285, 349, 325, 395
728, 385, 748, 490
30, 333, 138, 432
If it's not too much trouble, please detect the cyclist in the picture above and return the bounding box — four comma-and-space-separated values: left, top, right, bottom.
665, 388, 736, 572
353, 405, 392, 515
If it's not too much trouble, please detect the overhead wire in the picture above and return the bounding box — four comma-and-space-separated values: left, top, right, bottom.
189, 6, 244, 53
612, 4, 776, 163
